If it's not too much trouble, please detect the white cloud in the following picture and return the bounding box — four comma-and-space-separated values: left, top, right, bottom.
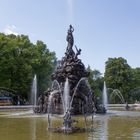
3, 25, 18, 36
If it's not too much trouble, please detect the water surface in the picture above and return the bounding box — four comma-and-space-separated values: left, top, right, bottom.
0, 109, 140, 140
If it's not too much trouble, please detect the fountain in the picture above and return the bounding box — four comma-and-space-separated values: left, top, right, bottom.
108, 88, 125, 104
1, 26, 140, 139
34, 25, 97, 133
94, 83, 107, 114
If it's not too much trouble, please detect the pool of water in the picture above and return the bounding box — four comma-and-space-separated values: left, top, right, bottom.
0, 109, 140, 140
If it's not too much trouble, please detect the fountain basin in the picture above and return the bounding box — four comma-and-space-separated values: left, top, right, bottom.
0, 108, 140, 139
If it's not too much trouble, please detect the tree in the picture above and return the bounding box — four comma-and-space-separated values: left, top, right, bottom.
129, 68, 140, 102
0, 34, 33, 97
104, 57, 133, 102
87, 66, 104, 97
32, 40, 56, 94
131, 68, 140, 88
0, 33, 56, 100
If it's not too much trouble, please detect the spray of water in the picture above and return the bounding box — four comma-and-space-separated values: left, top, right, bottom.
70, 77, 86, 108
31, 75, 37, 107
51, 80, 60, 90
63, 78, 70, 113
47, 90, 57, 129
103, 81, 108, 110
51, 80, 65, 114
111, 89, 125, 103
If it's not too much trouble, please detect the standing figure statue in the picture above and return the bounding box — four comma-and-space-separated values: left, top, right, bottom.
66, 25, 75, 58
66, 25, 74, 47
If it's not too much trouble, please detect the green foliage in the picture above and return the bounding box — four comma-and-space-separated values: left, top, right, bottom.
33, 40, 56, 93
87, 66, 104, 97
131, 68, 140, 88
104, 57, 133, 102
0, 33, 56, 99
129, 68, 140, 101
1, 33, 140, 104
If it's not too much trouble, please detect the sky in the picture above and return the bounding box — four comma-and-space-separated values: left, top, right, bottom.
0, 0, 140, 74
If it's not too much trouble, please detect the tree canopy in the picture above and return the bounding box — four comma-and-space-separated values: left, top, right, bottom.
104, 57, 134, 103
0, 33, 140, 104
0, 33, 56, 99
87, 66, 104, 97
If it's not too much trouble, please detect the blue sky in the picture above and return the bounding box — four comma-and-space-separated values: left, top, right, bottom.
0, 0, 140, 74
